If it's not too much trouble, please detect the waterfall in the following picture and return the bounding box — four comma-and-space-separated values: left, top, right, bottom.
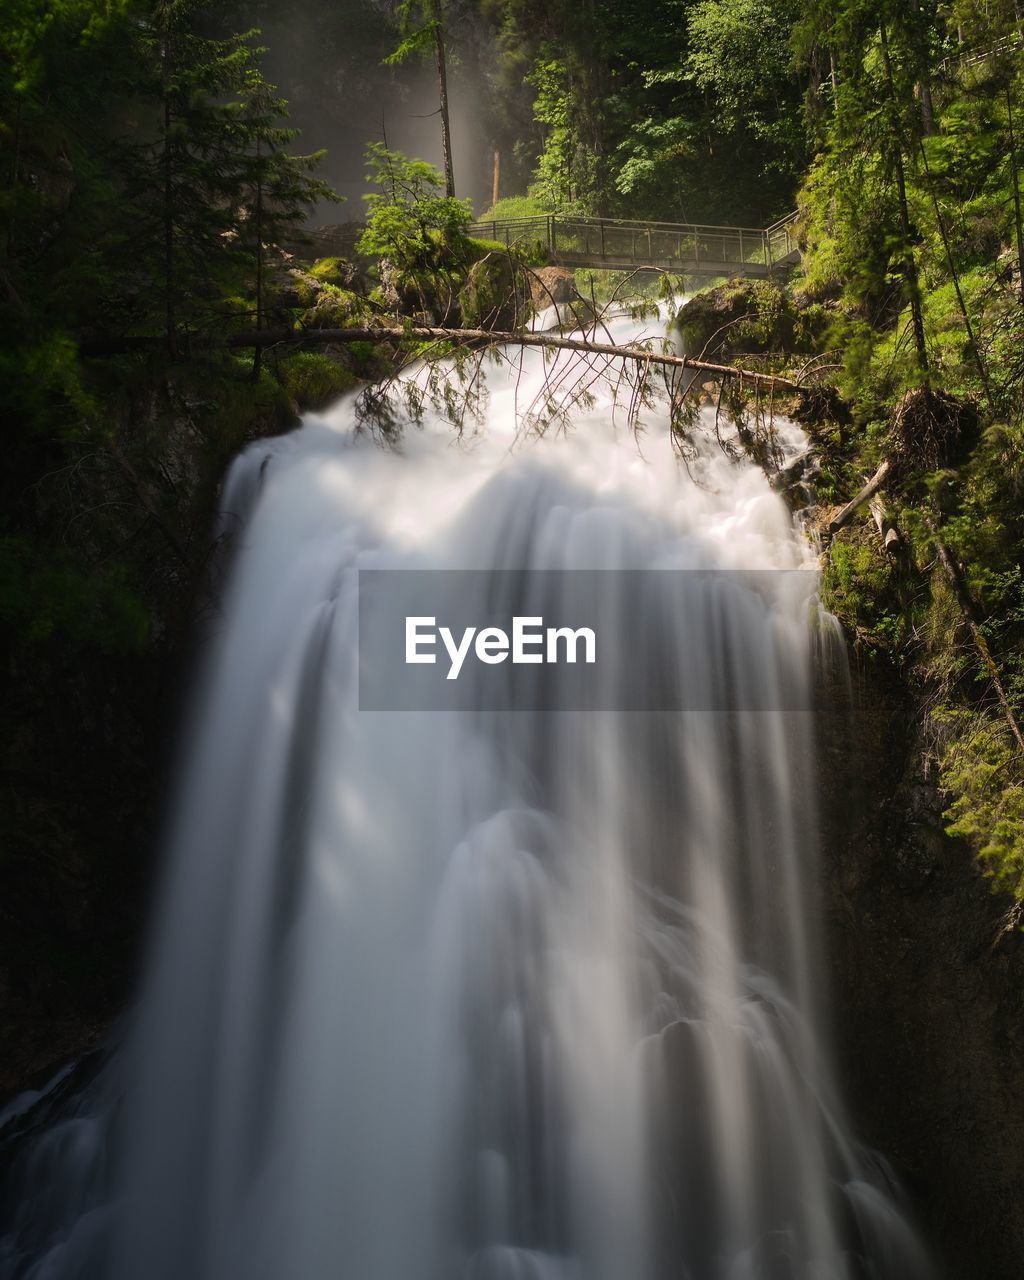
1, 309, 933, 1280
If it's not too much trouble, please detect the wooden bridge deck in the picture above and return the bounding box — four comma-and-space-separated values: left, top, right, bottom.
467, 213, 800, 279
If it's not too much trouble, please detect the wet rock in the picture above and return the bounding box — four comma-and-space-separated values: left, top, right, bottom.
528, 266, 578, 307
819, 654, 1024, 1280
675, 278, 827, 362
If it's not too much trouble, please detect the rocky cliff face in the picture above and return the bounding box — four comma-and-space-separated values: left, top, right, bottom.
820, 655, 1024, 1280
0, 366, 295, 1101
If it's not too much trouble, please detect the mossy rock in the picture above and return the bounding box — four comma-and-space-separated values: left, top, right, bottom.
371, 258, 456, 322
675, 278, 825, 360
458, 253, 530, 330
822, 527, 908, 653
301, 286, 370, 330
307, 256, 356, 287
276, 263, 358, 310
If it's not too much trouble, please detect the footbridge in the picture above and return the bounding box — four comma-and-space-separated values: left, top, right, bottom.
467, 212, 800, 279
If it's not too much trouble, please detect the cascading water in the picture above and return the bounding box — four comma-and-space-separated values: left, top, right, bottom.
1, 308, 934, 1280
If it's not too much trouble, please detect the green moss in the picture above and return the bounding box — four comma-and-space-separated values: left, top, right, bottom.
935, 708, 1024, 899
458, 254, 529, 329
344, 340, 381, 378
301, 286, 370, 329
307, 256, 351, 286
821, 533, 908, 653
675, 278, 824, 361
466, 237, 507, 257
293, 276, 316, 307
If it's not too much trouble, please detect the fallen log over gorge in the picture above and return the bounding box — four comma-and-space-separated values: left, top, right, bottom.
78, 325, 804, 391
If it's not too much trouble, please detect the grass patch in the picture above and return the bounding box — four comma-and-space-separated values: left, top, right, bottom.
475, 194, 552, 222
275, 352, 357, 411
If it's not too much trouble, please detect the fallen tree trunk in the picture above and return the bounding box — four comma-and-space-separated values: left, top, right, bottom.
828, 459, 892, 534
869, 494, 902, 555
78, 324, 803, 390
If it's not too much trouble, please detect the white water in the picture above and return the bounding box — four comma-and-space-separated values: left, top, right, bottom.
1, 310, 932, 1280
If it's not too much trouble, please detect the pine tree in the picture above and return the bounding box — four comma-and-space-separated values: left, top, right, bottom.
233, 73, 339, 374
385, 1, 457, 197
141, 2, 336, 354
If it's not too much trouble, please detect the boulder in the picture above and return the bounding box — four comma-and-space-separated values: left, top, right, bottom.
529, 265, 579, 307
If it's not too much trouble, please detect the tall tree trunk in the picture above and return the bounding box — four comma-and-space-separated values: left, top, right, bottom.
880, 22, 929, 378
253, 141, 264, 380
430, 0, 455, 198
161, 29, 177, 359
909, 0, 936, 136
5, 97, 23, 261
920, 143, 995, 410
1006, 89, 1024, 306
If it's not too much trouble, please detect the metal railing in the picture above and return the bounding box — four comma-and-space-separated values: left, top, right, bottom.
764, 212, 799, 265
295, 212, 801, 277
938, 31, 1024, 73
468, 212, 800, 276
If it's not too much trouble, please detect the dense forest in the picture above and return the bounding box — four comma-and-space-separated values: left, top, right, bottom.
3, 3, 1024, 1272
5, 1, 1024, 1277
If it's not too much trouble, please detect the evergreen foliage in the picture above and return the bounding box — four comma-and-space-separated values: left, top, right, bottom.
779, 1, 1024, 896
0, 0, 343, 1022
471, 0, 806, 222
358, 143, 472, 268
6, 0, 1024, 981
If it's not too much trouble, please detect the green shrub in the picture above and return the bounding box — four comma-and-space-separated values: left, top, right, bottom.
275, 353, 357, 411
0, 536, 151, 654
357, 144, 473, 270
822, 534, 906, 651
936, 707, 1024, 899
